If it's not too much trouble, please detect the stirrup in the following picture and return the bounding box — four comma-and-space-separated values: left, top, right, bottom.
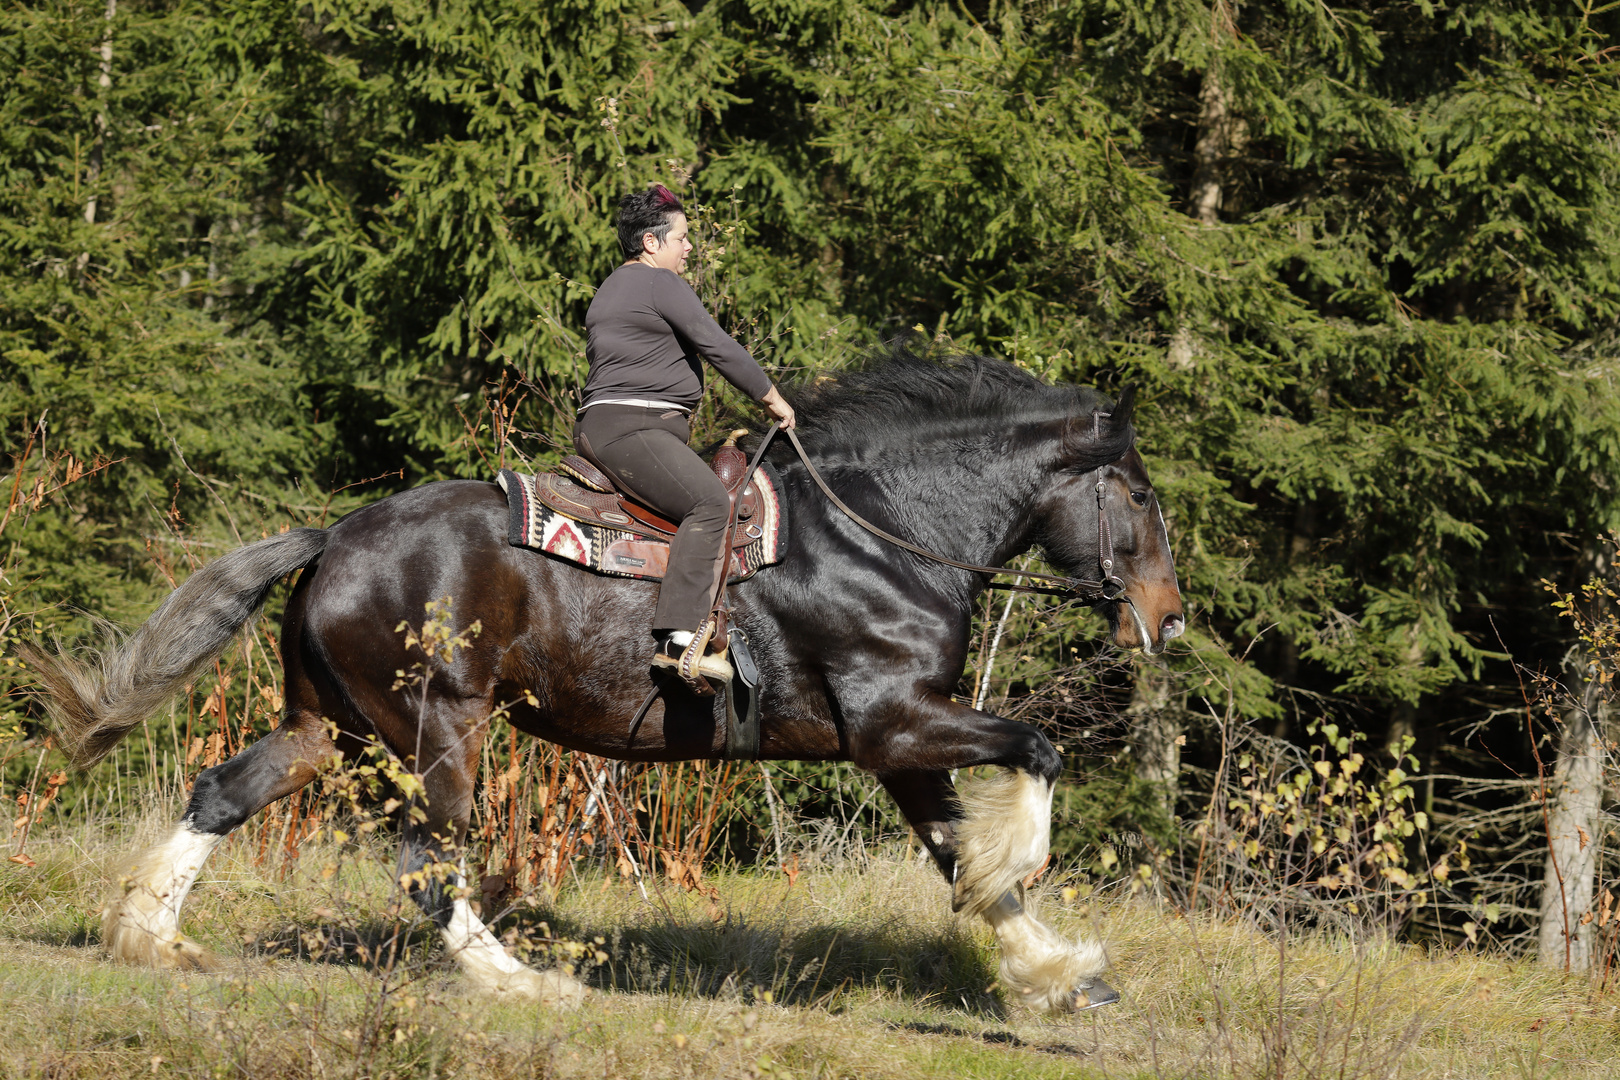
652, 620, 732, 695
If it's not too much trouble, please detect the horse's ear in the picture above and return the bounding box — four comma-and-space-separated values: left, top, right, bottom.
1109, 384, 1137, 430
1060, 384, 1137, 467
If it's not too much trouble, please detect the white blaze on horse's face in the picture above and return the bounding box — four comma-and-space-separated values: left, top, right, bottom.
1098, 451, 1184, 654
1039, 443, 1185, 654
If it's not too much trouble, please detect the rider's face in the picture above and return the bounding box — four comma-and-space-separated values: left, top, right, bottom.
642, 213, 692, 273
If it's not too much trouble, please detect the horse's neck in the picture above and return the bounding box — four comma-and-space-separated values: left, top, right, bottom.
807, 438, 1050, 576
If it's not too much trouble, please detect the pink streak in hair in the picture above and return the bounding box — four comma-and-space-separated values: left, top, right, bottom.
651, 184, 681, 209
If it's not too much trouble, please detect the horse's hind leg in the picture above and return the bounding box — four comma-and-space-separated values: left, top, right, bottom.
879, 769, 1115, 1013
385, 704, 584, 1008
104, 594, 341, 971
103, 713, 335, 969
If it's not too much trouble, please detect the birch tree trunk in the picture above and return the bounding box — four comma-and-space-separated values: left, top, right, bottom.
1167, 22, 1247, 360
1140, 25, 1247, 780
76, 0, 116, 278
1126, 656, 1181, 817
1187, 60, 1246, 228
1271, 499, 1315, 740
1536, 680, 1607, 971
1125, 655, 1181, 901
85, 0, 115, 224
1537, 543, 1614, 972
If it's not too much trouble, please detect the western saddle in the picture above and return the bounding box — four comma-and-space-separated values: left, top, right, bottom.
532, 430, 769, 584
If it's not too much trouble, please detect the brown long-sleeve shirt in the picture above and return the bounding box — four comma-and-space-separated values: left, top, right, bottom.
582, 263, 772, 411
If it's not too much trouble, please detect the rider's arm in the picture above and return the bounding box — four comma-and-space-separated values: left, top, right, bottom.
651, 273, 772, 401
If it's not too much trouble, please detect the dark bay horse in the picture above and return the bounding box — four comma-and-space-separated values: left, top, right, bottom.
28, 348, 1183, 1012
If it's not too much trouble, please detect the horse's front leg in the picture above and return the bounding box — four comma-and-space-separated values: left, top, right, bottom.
851, 694, 1061, 913
861, 700, 1116, 1014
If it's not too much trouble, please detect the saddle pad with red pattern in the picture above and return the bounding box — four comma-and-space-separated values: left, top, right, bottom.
495, 465, 788, 583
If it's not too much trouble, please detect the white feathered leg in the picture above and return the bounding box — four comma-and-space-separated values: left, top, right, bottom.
439, 882, 586, 1008
952, 768, 1055, 915
983, 891, 1115, 1012
103, 822, 221, 970
952, 768, 1117, 1012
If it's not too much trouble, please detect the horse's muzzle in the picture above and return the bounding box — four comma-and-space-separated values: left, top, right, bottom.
1120, 597, 1185, 655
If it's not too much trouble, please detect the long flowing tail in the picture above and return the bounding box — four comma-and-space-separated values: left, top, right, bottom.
22, 528, 329, 769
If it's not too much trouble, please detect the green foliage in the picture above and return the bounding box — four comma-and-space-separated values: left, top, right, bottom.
1051, 759, 1179, 870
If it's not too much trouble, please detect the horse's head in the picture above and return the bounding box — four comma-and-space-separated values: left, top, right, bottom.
1034, 387, 1185, 655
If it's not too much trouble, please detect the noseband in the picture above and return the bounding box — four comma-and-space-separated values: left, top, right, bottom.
745, 423, 1129, 604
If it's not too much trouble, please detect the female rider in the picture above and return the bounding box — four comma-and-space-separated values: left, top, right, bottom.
573, 185, 796, 690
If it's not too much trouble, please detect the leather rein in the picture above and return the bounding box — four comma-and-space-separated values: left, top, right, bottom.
739, 422, 1129, 604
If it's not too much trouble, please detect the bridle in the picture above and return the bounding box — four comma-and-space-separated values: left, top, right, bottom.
740, 422, 1131, 605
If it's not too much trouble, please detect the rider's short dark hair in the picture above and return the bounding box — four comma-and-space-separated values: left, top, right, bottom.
615, 184, 685, 259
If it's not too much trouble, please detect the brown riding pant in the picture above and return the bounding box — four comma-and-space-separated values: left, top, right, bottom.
573, 404, 730, 636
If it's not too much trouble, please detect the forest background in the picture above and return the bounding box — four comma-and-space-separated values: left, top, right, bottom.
4, 0, 1620, 973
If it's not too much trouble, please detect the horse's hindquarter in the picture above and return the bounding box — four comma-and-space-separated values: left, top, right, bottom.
292, 482, 528, 747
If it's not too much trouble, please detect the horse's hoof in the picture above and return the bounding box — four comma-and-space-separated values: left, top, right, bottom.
1072, 977, 1119, 1011
159, 934, 217, 972
102, 893, 218, 972
105, 920, 217, 971
533, 969, 588, 1010
495, 967, 587, 1009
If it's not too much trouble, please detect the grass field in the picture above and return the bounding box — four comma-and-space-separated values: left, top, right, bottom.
3, 810, 1618, 1080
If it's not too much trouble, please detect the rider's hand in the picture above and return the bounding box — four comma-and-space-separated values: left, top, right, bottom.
760, 386, 797, 431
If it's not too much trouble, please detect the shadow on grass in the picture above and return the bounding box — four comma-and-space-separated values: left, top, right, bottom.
236, 901, 1006, 1016
17, 922, 96, 949
23, 896, 1007, 1019
515, 907, 1008, 1019
888, 1020, 1095, 1057
249, 918, 441, 972
211, 911, 1009, 1020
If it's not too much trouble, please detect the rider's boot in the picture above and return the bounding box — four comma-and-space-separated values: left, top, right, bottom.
652, 618, 732, 694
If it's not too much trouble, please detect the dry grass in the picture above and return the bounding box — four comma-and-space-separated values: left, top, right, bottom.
3, 813, 1620, 1080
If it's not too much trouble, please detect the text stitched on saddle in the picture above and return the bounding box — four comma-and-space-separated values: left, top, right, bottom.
495, 465, 788, 583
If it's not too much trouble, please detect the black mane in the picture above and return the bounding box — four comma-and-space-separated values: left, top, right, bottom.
780, 341, 1121, 456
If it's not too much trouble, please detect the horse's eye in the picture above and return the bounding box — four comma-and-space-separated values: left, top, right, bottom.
1131, 491, 1149, 508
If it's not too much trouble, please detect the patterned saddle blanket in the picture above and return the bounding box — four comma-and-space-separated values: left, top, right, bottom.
495, 457, 788, 584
